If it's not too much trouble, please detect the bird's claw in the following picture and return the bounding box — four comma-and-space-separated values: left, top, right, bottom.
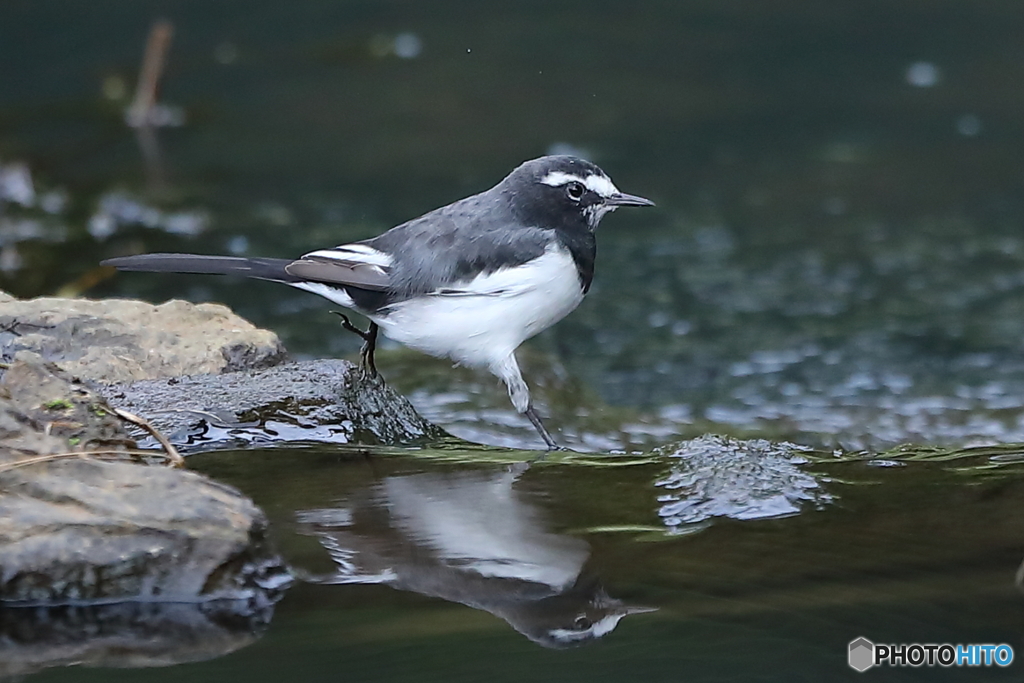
330, 311, 379, 378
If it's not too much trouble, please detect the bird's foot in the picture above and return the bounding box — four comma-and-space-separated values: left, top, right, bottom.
330, 311, 380, 378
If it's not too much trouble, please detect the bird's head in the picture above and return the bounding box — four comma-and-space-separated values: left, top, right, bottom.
500, 155, 654, 231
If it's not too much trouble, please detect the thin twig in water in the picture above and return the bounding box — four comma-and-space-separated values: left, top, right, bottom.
126, 19, 175, 189
112, 407, 184, 467
126, 19, 174, 127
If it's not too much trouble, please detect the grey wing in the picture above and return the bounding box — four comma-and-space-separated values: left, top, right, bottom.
363, 195, 550, 296
285, 243, 393, 291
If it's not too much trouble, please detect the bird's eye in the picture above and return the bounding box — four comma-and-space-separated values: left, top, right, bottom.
565, 182, 585, 201
573, 616, 592, 630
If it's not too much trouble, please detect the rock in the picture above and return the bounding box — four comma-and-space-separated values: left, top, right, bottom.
104, 358, 447, 450
0, 291, 286, 384
653, 435, 832, 531
0, 351, 135, 454
0, 355, 291, 604
0, 291, 446, 448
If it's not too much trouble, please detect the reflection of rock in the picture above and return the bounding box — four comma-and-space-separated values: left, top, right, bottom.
655, 435, 832, 531
0, 598, 282, 679
0, 355, 292, 604
0, 291, 285, 383
299, 466, 651, 647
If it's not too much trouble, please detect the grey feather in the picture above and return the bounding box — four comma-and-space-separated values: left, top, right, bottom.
285, 257, 391, 291
366, 192, 551, 297
101, 254, 299, 282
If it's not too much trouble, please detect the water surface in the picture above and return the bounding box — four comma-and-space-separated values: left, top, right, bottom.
12, 443, 1024, 682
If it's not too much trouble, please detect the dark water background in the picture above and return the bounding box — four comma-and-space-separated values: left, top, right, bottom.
4, 1, 1024, 680
6, 0, 1024, 450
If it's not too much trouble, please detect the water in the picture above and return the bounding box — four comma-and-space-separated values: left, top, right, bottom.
4, 1, 1024, 679
8, 444, 1024, 682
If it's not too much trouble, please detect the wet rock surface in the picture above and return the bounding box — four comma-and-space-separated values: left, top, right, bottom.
0, 291, 287, 384
0, 355, 291, 604
104, 359, 447, 450
1, 291, 447, 449
654, 435, 833, 532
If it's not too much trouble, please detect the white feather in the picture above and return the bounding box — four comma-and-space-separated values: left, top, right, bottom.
376, 245, 584, 369
583, 174, 619, 198
549, 614, 628, 643
539, 171, 619, 198
303, 244, 393, 270
289, 281, 357, 309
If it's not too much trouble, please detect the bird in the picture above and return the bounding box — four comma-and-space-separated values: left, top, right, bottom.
298, 465, 655, 647
102, 155, 654, 449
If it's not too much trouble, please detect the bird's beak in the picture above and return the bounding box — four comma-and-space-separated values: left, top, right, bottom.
606, 192, 655, 207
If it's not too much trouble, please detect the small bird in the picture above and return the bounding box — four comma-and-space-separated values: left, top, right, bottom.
102, 155, 653, 449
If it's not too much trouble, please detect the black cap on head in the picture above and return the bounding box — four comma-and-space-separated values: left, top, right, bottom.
500, 155, 653, 230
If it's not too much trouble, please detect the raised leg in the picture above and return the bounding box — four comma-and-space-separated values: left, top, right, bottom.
491, 353, 562, 450
331, 311, 379, 378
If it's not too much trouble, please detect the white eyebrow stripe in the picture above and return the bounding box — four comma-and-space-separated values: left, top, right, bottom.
583, 174, 618, 198
539, 171, 619, 198
539, 171, 581, 187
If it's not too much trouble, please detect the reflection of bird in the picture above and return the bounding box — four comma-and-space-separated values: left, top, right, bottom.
102, 156, 653, 448
297, 467, 653, 647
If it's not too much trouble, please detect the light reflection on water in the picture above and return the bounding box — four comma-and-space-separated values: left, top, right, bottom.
389, 349, 1024, 452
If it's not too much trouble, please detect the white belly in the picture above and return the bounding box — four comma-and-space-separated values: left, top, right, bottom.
377, 245, 585, 368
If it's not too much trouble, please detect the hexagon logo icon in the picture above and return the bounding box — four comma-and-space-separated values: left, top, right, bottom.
849, 637, 875, 672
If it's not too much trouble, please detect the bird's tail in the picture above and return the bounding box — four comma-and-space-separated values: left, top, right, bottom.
101, 253, 300, 283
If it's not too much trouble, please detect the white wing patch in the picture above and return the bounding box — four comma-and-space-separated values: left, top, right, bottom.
303, 244, 393, 273
539, 171, 619, 198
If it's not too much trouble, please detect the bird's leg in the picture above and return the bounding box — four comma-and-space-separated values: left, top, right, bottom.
360, 322, 379, 377
493, 353, 564, 451
525, 405, 559, 450
330, 311, 379, 378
